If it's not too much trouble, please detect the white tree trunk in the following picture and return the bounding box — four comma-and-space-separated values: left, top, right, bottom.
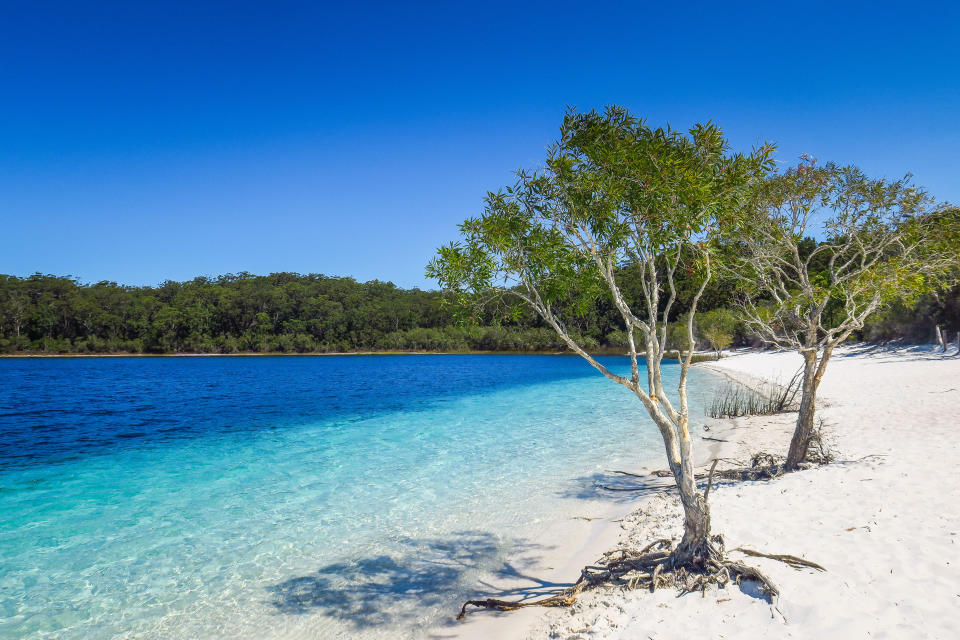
651, 399, 715, 566
785, 347, 831, 470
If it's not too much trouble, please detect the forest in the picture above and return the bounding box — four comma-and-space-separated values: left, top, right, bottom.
1, 262, 957, 355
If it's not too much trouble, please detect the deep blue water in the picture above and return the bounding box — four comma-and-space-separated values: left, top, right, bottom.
1, 355, 609, 469
0, 355, 718, 639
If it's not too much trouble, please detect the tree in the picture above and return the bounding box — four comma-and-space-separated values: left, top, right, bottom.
702, 326, 732, 357
428, 107, 774, 576
698, 308, 738, 357
733, 158, 960, 470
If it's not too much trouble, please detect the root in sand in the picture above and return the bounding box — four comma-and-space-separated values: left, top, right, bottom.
456, 536, 824, 620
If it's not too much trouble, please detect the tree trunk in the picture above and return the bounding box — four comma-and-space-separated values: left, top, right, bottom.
785, 351, 819, 470
672, 481, 717, 567
665, 419, 718, 568
936, 325, 946, 352
652, 410, 717, 569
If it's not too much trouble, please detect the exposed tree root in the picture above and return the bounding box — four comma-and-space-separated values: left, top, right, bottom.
637, 453, 788, 487
648, 469, 676, 478
851, 454, 887, 462
601, 484, 654, 492
637, 440, 843, 490
731, 547, 827, 571
608, 469, 650, 478
456, 537, 823, 620
804, 419, 836, 464
611, 452, 830, 493
702, 435, 729, 443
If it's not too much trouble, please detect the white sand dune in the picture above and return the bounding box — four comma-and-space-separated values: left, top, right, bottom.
451, 346, 960, 640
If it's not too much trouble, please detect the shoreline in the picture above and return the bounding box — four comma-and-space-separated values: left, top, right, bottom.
1, 350, 590, 358
445, 365, 728, 640
449, 345, 960, 639
0, 349, 717, 359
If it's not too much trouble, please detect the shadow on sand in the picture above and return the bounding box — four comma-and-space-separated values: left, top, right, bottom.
835, 343, 959, 362
265, 530, 570, 632
557, 470, 676, 503
559, 462, 761, 506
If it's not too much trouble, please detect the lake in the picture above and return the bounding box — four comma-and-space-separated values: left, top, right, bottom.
0, 355, 719, 639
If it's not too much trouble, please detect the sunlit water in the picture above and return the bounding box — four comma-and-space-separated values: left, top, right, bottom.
0, 355, 719, 639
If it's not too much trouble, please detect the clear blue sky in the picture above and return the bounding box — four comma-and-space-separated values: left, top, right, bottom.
3, 1, 958, 290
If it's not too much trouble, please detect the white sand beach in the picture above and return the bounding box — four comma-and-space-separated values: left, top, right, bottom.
449, 345, 960, 640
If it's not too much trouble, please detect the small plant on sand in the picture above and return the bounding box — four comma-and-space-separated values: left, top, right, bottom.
429, 107, 820, 616
707, 370, 801, 418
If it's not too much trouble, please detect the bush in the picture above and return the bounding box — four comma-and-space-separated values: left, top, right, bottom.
604, 330, 629, 348
291, 333, 317, 353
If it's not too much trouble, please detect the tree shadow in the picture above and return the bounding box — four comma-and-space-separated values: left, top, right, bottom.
557, 470, 676, 502
265, 530, 565, 631
559, 463, 782, 505
835, 343, 957, 362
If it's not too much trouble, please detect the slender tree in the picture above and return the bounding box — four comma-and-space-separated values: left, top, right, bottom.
732, 158, 960, 470
428, 107, 774, 570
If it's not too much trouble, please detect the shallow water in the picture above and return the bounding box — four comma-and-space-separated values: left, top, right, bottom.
0, 355, 719, 639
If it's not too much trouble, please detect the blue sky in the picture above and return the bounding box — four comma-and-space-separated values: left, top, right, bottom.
2, 1, 958, 289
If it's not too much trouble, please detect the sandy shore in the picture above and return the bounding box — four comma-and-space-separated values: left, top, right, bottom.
447, 345, 960, 639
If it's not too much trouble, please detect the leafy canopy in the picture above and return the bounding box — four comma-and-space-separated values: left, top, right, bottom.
733, 158, 960, 350
427, 106, 775, 336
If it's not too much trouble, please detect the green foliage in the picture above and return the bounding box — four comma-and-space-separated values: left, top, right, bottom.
698, 308, 739, 354
427, 106, 774, 353
0, 273, 455, 354
731, 159, 960, 349
701, 326, 733, 354
604, 329, 629, 348
0, 264, 957, 355
0, 272, 620, 354
862, 284, 960, 342
666, 316, 691, 351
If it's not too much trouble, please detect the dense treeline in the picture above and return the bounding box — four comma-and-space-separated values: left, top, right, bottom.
0, 268, 956, 354
0, 273, 440, 354
0, 272, 592, 354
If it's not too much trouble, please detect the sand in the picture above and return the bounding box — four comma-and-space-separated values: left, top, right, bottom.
447, 344, 960, 639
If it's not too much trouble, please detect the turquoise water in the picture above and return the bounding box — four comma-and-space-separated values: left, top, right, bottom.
0, 355, 718, 639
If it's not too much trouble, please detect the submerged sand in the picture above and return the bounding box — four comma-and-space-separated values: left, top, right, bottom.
446, 345, 960, 639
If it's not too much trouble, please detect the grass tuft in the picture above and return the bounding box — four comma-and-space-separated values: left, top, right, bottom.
707, 369, 802, 418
